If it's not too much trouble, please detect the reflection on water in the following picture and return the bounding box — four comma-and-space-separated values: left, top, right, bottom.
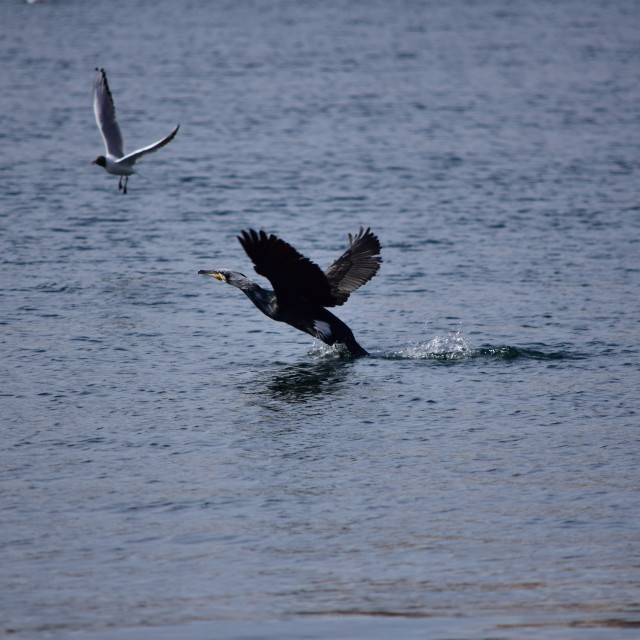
256, 357, 355, 404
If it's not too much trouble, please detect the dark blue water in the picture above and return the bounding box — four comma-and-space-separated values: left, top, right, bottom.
1, 1, 639, 638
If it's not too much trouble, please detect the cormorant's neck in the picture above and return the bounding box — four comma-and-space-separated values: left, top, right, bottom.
233, 278, 277, 319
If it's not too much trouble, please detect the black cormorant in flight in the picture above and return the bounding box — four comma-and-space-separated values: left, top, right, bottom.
198, 227, 382, 356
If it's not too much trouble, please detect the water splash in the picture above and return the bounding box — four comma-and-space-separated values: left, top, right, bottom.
395, 332, 474, 360
308, 342, 355, 360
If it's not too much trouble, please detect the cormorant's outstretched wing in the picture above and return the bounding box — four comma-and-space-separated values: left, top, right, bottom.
324, 227, 382, 306
238, 230, 334, 305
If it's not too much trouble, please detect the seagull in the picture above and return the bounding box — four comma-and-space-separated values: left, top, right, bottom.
92, 68, 179, 193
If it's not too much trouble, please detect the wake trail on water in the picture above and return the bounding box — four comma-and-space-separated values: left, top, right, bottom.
386, 332, 581, 362
307, 333, 581, 362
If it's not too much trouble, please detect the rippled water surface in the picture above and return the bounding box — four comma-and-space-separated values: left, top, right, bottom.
1, 1, 639, 638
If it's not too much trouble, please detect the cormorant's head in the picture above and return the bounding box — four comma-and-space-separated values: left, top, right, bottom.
92, 156, 107, 167
198, 269, 249, 288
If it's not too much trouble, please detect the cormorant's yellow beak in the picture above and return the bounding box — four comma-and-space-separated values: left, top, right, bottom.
198, 270, 226, 283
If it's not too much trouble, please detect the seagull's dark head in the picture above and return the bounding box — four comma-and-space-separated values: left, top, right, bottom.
92, 156, 107, 167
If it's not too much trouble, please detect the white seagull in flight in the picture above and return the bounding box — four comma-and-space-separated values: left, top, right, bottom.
92, 68, 179, 193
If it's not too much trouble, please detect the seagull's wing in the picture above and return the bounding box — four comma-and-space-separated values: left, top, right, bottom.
323, 227, 382, 306
93, 68, 125, 159
118, 124, 180, 167
238, 230, 334, 306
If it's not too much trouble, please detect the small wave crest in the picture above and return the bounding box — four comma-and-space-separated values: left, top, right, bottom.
476, 345, 580, 361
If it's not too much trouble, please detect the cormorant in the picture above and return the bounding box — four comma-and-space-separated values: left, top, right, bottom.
198, 228, 382, 356
91, 68, 179, 193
